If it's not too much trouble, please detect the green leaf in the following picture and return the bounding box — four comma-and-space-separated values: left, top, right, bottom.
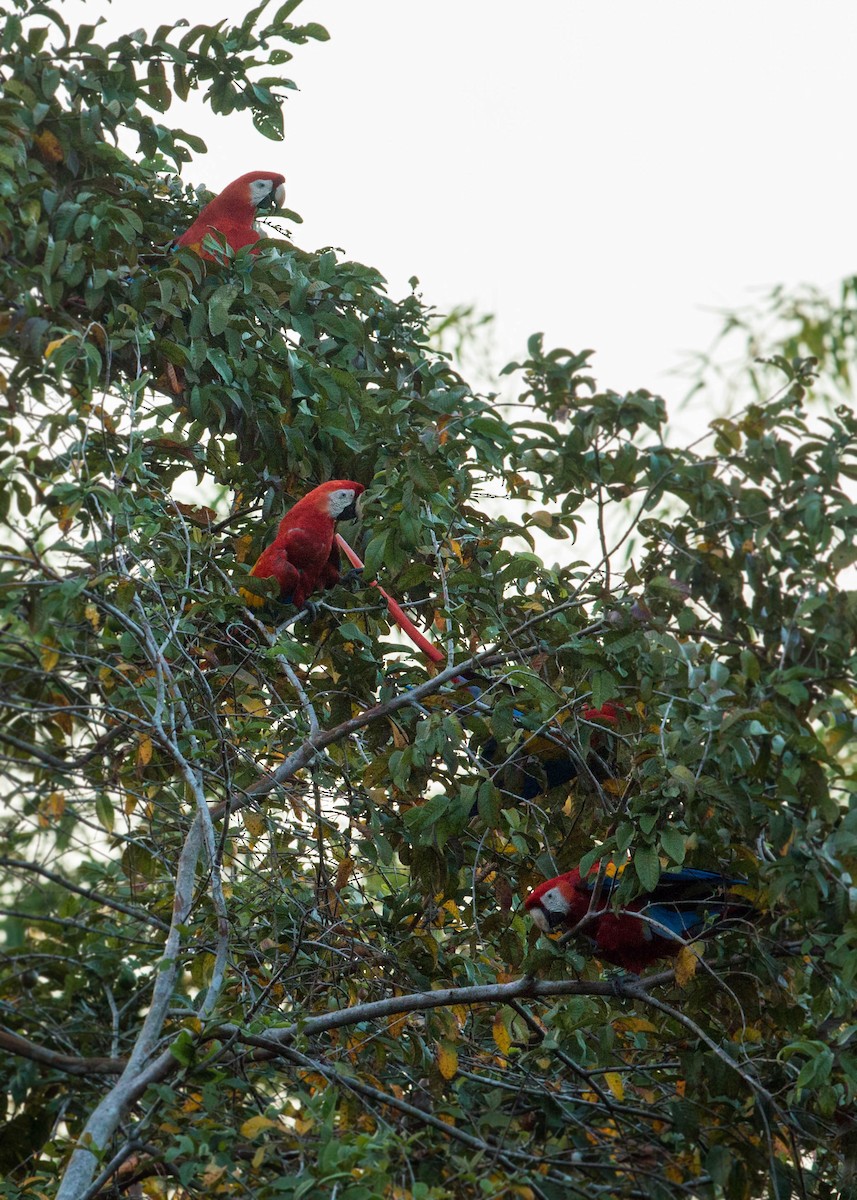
633, 845, 661, 893
168, 1029, 196, 1067
659, 827, 686, 865
208, 283, 238, 337
590, 670, 618, 709
95, 793, 114, 834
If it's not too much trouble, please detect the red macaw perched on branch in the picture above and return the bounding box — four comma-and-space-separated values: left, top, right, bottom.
176, 171, 286, 259
241, 481, 364, 611
525, 863, 756, 973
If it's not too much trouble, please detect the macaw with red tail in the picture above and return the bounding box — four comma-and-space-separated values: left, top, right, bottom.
525, 863, 756, 973
176, 171, 286, 260
242, 481, 364, 611
332, 538, 631, 805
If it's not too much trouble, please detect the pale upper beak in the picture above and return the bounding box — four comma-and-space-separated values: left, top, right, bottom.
273, 182, 286, 208
529, 906, 552, 933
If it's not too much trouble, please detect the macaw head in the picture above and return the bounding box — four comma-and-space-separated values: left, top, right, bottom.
307, 480, 366, 522
176, 171, 286, 255
218, 171, 287, 216
525, 869, 586, 932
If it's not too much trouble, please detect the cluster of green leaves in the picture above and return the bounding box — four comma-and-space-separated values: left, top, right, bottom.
1, 3, 857, 1199
681, 276, 857, 412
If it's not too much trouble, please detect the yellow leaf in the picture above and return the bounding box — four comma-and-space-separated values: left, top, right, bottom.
84, 603, 100, 630
136, 734, 153, 768
238, 585, 267, 608
388, 718, 409, 749
233, 534, 253, 563
674, 944, 700, 987
200, 1163, 227, 1187
335, 857, 354, 891
665, 1164, 683, 1184
50, 694, 72, 735
388, 1011, 407, 1039
492, 1011, 511, 1056
294, 1115, 314, 1134
38, 790, 65, 828
603, 777, 627, 796
39, 639, 60, 671
242, 810, 266, 838
450, 1004, 467, 1029
33, 129, 63, 162
739, 1026, 763, 1043
239, 1114, 279, 1139
239, 694, 268, 718
604, 1072, 625, 1101
436, 1041, 458, 1080
44, 333, 73, 360
613, 1016, 658, 1035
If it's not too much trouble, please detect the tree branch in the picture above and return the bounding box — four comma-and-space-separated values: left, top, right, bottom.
0, 857, 168, 932
0, 1030, 124, 1076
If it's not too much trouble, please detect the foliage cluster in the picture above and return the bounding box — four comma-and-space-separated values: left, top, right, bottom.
1, 3, 857, 1198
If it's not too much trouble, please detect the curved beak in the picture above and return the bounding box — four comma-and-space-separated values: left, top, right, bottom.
273, 182, 286, 209
339, 495, 361, 523
528, 905, 552, 933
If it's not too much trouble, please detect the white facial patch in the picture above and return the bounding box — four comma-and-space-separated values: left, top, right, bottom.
327, 489, 358, 519
530, 886, 570, 931
248, 178, 277, 207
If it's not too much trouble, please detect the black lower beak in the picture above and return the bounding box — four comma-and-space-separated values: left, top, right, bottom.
338, 500, 359, 522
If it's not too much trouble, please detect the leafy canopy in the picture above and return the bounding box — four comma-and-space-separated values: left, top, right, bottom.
1, 2, 857, 1198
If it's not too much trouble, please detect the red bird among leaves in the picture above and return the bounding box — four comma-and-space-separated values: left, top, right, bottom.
525, 863, 755, 973
176, 171, 286, 260
241, 480, 364, 611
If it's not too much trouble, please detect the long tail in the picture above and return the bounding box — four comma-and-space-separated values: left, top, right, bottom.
335, 534, 446, 666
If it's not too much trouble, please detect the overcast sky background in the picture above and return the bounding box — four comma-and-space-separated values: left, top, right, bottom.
90, 0, 855, 414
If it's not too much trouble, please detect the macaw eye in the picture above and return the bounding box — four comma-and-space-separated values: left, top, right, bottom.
541, 887, 566, 914
249, 179, 278, 206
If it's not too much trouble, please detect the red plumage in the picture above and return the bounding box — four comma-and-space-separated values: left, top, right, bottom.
580, 701, 624, 725
525, 863, 754, 973
176, 171, 286, 260
244, 481, 365, 610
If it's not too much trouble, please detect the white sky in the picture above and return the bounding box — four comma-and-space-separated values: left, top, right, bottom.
90, 1, 855, 403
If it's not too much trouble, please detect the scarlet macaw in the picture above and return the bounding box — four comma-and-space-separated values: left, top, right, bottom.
479, 702, 625, 803
176, 171, 286, 260
525, 863, 755, 972
242, 481, 364, 610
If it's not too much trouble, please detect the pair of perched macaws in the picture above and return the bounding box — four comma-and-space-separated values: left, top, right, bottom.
176, 172, 758, 975
175, 174, 366, 610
